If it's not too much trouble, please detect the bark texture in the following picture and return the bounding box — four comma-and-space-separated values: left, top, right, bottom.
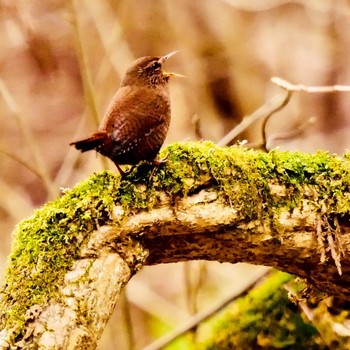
1, 141, 350, 349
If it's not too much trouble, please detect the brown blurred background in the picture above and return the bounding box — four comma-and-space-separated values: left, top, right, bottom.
1, 1, 350, 349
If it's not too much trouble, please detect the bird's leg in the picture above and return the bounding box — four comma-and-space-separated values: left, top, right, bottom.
147, 154, 168, 181
115, 155, 167, 179
114, 162, 125, 176
115, 163, 137, 177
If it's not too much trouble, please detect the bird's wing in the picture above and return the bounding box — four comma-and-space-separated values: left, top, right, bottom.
102, 86, 170, 149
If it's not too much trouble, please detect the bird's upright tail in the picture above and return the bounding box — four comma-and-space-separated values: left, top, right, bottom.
70, 130, 107, 152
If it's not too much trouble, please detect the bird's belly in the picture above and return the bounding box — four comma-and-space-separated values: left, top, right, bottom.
108, 123, 169, 165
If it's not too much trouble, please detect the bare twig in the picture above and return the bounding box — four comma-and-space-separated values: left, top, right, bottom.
142, 269, 271, 350
69, 0, 99, 128
0, 79, 58, 198
83, 0, 134, 80
245, 114, 315, 151
271, 77, 350, 93
217, 91, 291, 147
261, 91, 291, 151
191, 114, 203, 140
120, 291, 135, 350
69, 0, 109, 170
219, 0, 342, 13
0, 147, 43, 179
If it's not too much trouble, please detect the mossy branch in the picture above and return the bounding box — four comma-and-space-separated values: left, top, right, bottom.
1, 141, 350, 349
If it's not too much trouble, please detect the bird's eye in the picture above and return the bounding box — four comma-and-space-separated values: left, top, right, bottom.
151, 61, 161, 69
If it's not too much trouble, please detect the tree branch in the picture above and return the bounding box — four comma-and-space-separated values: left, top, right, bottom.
1, 141, 350, 349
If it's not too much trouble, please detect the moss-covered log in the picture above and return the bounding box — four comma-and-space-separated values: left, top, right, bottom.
1, 141, 350, 349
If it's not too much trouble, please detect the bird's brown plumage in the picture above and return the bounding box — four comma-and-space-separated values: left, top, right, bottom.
70, 52, 179, 174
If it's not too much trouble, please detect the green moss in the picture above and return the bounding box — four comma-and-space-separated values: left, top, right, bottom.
157, 142, 350, 220
0, 171, 120, 339
149, 318, 196, 350
1, 141, 350, 342
116, 142, 350, 222
268, 149, 350, 214
154, 142, 271, 221
199, 271, 326, 350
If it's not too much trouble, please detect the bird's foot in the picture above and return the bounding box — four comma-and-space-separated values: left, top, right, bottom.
147, 155, 168, 180
115, 163, 139, 178
114, 156, 167, 180
152, 154, 168, 166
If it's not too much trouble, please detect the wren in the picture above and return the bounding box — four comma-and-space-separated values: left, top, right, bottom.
70, 51, 181, 175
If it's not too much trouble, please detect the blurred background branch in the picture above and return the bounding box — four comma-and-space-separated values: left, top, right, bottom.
1, 0, 350, 349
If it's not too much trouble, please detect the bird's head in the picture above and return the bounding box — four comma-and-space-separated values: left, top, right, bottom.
121, 51, 183, 87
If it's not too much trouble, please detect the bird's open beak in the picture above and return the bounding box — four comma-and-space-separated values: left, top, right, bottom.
158, 50, 178, 64
159, 51, 185, 79
163, 71, 185, 78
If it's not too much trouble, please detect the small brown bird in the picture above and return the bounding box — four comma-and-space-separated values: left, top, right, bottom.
70, 51, 181, 174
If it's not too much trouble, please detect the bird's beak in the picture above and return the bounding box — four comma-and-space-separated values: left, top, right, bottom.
163, 72, 185, 79
158, 51, 185, 79
158, 50, 178, 64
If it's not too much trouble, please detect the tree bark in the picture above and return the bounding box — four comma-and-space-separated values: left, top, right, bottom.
1, 141, 350, 349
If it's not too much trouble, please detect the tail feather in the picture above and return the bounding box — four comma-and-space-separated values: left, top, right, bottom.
70, 131, 107, 152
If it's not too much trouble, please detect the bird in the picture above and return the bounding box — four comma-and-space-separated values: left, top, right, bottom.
70, 51, 181, 175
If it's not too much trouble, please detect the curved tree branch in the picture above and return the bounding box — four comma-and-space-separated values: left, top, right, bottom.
1, 141, 350, 349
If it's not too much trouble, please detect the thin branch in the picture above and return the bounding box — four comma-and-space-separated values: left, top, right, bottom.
0, 79, 58, 198
261, 91, 291, 151
271, 77, 350, 93
0, 146, 44, 180
120, 291, 135, 350
69, 1, 99, 128
68, 0, 110, 171
222, 75, 350, 151
191, 114, 204, 140
219, 0, 341, 13
142, 269, 271, 350
217, 91, 291, 147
